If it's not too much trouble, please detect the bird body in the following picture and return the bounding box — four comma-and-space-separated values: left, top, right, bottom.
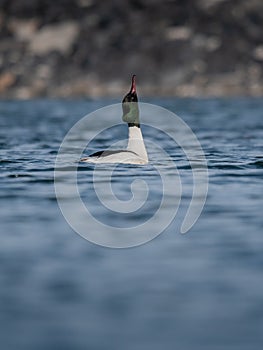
81, 75, 148, 165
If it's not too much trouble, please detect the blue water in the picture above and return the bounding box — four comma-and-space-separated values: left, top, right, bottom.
0, 98, 263, 349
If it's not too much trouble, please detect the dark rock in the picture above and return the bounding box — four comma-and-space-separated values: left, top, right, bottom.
0, 0, 262, 97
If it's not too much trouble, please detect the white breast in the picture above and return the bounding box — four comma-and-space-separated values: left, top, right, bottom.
127, 126, 148, 163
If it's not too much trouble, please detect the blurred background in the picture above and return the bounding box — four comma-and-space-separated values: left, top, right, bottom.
0, 0, 263, 98
1, 1, 263, 350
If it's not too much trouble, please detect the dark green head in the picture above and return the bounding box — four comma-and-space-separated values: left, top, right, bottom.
122, 75, 140, 127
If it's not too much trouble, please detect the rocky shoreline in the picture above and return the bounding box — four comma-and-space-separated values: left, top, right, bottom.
0, 0, 263, 98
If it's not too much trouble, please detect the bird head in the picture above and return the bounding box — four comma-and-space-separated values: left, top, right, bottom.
122, 75, 140, 126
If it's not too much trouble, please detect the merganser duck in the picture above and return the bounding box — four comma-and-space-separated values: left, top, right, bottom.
81, 75, 148, 164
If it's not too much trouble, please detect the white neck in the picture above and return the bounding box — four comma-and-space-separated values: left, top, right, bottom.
127, 126, 148, 162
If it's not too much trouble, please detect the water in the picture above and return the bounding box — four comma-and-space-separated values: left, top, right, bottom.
0, 98, 263, 349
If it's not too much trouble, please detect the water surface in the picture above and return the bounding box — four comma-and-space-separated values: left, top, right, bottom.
0, 98, 263, 350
